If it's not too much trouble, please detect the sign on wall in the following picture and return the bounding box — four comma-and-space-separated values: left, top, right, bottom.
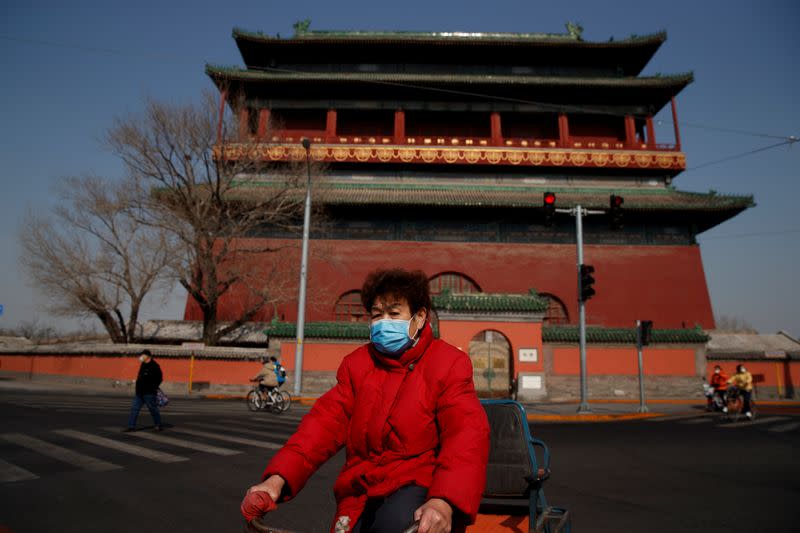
518, 348, 538, 362
521, 375, 542, 389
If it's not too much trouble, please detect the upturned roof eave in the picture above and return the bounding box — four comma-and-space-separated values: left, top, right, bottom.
205, 64, 693, 90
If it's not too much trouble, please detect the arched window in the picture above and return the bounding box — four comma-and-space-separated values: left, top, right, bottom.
540, 293, 570, 325
429, 272, 481, 295
334, 290, 368, 322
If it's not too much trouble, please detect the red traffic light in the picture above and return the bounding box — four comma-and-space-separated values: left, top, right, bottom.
544, 192, 556, 205
611, 194, 624, 207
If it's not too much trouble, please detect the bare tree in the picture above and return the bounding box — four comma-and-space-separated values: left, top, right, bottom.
19, 175, 174, 343
715, 315, 758, 333
106, 92, 317, 345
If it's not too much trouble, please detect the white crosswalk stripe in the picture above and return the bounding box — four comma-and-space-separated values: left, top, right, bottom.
168, 427, 281, 449
218, 418, 300, 432
187, 422, 293, 440
0, 458, 39, 482
54, 429, 189, 463
680, 417, 716, 425
768, 421, 800, 433
649, 413, 716, 423
102, 427, 242, 456
1, 433, 121, 472
718, 416, 791, 428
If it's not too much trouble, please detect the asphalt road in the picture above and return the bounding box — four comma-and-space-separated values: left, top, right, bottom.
0, 390, 797, 533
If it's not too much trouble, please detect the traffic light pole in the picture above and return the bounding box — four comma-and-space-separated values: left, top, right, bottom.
636, 320, 649, 413
575, 205, 591, 413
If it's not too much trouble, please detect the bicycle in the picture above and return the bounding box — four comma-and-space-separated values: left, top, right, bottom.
247, 381, 292, 414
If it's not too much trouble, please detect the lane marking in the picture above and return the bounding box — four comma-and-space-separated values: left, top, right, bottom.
102, 427, 241, 456
0, 458, 39, 482
1, 433, 121, 472
188, 422, 293, 440
718, 416, 790, 428
680, 417, 716, 425
215, 418, 300, 431
768, 421, 800, 433
53, 429, 188, 463
168, 427, 280, 449
648, 413, 716, 423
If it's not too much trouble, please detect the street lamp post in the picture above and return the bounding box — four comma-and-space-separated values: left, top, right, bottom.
293, 138, 312, 396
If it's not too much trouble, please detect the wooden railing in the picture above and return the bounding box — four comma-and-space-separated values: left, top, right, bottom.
245, 131, 679, 152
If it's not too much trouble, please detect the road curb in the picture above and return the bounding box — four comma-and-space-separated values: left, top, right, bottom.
527, 412, 664, 423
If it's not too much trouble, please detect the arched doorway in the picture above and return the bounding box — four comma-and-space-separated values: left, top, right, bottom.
469, 330, 512, 398
429, 272, 481, 295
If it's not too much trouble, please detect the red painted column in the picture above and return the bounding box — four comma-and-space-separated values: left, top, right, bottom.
394, 109, 406, 143
490, 112, 503, 145
671, 97, 682, 150
624, 115, 636, 147
558, 114, 570, 147
646, 116, 656, 147
257, 109, 270, 139
217, 89, 227, 143
238, 108, 249, 141
325, 109, 337, 141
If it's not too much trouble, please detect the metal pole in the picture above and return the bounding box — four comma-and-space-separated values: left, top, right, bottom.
636, 320, 649, 413
576, 205, 591, 413
293, 138, 312, 396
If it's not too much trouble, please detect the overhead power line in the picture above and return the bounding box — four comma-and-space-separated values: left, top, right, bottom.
685, 139, 797, 172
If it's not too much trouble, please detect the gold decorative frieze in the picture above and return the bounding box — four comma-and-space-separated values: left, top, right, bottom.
220, 144, 687, 170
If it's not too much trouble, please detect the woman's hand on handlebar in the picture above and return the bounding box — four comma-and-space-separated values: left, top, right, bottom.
241, 475, 285, 521
414, 498, 452, 533
248, 475, 285, 502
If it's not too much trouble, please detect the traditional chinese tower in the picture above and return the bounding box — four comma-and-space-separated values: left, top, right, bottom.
200, 26, 752, 332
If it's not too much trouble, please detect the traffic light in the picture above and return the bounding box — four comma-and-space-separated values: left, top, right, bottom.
543, 192, 556, 227
639, 320, 654, 346
579, 264, 595, 302
609, 194, 624, 229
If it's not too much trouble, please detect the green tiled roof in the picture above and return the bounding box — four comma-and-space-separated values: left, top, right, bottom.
233, 28, 666, 47
265, 321, 370, 339
230, 181, 755, 212
206, 65, 693, 89
432, 290, 548, 313
264, 321, 440, 339
543, 325, 709, 344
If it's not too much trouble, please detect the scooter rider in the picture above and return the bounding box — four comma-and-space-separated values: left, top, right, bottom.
708, 365, 728, 411
726, 364, 754, 419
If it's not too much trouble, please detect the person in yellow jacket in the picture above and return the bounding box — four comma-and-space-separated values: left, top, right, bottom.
725, 364, 754, 419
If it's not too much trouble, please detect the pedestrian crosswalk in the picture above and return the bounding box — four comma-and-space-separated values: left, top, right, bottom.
0, 415, 305, 484
647, 412, 799, 431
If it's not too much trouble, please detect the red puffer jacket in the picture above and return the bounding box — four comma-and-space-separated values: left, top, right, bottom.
262, 323, 489, 533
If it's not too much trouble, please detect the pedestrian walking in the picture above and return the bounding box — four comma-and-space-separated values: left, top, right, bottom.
125, 349, 163, 432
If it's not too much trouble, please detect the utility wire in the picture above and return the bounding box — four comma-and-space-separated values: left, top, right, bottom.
686, 139, 796, 172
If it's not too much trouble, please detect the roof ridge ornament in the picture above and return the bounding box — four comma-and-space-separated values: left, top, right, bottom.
565, 22, 584, 41
293, 18, 311, 36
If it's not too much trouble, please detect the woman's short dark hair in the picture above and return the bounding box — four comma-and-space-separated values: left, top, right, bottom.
141, 349, 152, 358
361, 269, 431, 314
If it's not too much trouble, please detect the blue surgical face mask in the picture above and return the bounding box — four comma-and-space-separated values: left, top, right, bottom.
370, 317, 419, 356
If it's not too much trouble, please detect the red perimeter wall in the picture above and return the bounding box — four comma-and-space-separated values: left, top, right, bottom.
185, 238, 715, 329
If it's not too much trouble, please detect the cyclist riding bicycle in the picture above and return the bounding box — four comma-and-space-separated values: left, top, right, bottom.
252, 356, 283, 397
725, 364, 754, 419
241, 268, 489, 533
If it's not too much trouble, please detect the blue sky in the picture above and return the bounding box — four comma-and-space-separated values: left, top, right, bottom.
1, 0, 797, 335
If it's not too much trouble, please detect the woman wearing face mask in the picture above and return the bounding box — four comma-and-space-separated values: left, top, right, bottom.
241, 268, 489, 533
726, 364, 754, 419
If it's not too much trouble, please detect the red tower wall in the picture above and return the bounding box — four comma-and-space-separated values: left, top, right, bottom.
184, 238, 716, 329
